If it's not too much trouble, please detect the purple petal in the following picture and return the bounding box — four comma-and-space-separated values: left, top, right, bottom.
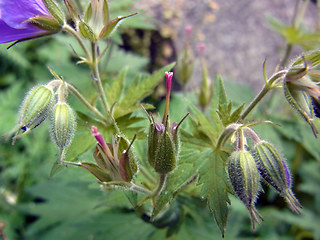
0, 19, 48, 44
282, 161, 291, 188
0, 0, 50, 29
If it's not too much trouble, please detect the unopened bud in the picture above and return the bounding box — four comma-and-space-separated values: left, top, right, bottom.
51, 102, 76, 164
253, 141, 302, 214
154, 127, 176, 174
227, 150, 263, 230
119, 135, 138, 182
14, 85, 54, 141
198, 44, 213, 109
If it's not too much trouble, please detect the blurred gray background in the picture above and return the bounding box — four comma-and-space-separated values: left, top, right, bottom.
139, 0, 318, 91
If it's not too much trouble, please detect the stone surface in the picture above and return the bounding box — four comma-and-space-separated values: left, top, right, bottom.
138, 0, 318, 91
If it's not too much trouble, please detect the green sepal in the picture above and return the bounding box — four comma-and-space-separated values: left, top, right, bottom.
64, 0, 79, 23
99, 13, 138, 39
147, 122, 157, 168
28, 16, 62, 32
284, 80, 317, 136
79, 162, 112, 182
119, 135, 138, 182
154, 130, 176, 174
78, 20, 98, 42
42, 0, 65, 25
119, 150, 137, 182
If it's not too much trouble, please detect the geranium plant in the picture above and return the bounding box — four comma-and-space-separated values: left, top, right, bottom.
1, 0, 320, 239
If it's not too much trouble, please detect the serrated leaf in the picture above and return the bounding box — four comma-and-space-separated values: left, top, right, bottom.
116, 63, 175, 116
187, 99, 222, 145
229, 103, 245, 122
198, 150, 230, 237
114, 103, 154, 119
106, 67, 127, 106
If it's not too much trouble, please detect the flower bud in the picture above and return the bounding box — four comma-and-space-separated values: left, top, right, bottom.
119, 136, 138, 182
227, 150, 263, 230
88, 127, 138, 182
153, 125, 177, 174
148, 122, 164, 168
197, 43, 213, 109
253, 141, 302, 214
79, 0, 137, 41
176, 25, 194, 87
283, 56, 320, 137
51, 102, 76, 164
13, 85, 54, 141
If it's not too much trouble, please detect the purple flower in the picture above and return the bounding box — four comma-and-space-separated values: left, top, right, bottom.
0, 0, 63, 44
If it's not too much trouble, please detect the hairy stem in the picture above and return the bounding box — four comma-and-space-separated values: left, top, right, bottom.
63, 24, 90, 60
90, 42, 110, 113
66, 83, 106, 122
239, 70, 287, 121
239, 84, 271, 121
152, 174, 168, 199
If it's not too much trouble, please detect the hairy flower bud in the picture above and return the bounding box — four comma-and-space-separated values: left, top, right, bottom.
51, 102, 76, 164
154, 124, 177, 174
253, 141, 302, 214
283, 56, 320, 137
227, 150, 263, 230
13, 84, 54, 141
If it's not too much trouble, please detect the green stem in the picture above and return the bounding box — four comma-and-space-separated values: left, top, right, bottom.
280, 44, 292, 68
90, 42, 110, 113
139, 166, 157, 185
66, 83, 106, 122
130, 183, 153, 195
239, 84, 271, 121
100, 181, 152, 195
152, 174, 168, 199
239, 70, 287, 121
62, 24, 90, 60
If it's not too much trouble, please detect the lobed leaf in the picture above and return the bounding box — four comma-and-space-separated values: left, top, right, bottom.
198, 150, 231, 237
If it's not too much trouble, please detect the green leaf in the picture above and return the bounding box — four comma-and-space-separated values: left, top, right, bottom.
114, 103, 154, 119
65, 121, 96, 162
106, 67, 127, 107
187, 99, 222, 145
198, 150, 230, 237
115, 62, 175, 118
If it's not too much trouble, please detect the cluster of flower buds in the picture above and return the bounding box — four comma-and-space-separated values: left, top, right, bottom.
145, 72, 188, 175
222, 124, 302, 230
77, 126, 137, 184
9, 79, 76, 164
283, 54, 320, 137
71, 0, 137, 42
